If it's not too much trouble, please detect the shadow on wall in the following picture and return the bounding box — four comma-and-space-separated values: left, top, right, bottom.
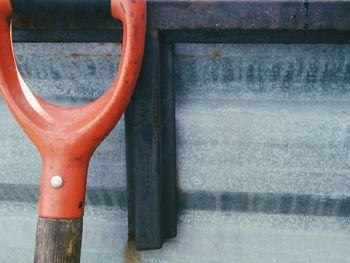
179, 190, 350, 217
1, 183, 350, 218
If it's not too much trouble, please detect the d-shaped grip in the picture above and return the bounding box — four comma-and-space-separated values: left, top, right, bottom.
0, 0, 146, 219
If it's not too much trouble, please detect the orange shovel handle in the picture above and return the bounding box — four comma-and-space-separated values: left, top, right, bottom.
0, 0, 146, 219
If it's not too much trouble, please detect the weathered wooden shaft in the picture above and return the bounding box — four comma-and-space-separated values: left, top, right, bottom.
34, 218, 83, 263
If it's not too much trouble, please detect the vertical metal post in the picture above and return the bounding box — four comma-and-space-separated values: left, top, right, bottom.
125, 28, 163, 249
160, 43, 177, 238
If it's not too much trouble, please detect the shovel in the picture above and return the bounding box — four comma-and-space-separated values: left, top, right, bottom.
0, 0, 146, 261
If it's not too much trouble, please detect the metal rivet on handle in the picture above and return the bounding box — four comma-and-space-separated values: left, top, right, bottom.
50, 176, 63, 189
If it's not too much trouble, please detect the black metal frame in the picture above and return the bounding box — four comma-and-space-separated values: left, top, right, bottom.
12, 0, 350, 250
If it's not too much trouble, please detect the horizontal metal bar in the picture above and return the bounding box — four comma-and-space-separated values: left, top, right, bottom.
11, 0, 111, 19
12, 0, 350, 31
12, 0, 350, 42
148, 0, 350, 30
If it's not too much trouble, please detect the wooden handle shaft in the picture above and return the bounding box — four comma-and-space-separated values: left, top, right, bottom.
34, 218, 83, 263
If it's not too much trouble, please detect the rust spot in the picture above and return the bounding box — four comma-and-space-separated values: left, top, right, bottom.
78, 201, 83, 209
181, 53, 196, 58
150, 29, 157, 38
123, 241, 139, 263
74, 155, 83, 162
120, 2, 126, 15
71, 53, 81, 58
6, 15, 12, 25
303, 0, 309, 29
211, 50, 221, 57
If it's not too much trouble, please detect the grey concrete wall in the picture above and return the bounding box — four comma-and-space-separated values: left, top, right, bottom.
176, 44, 350, 198
1, 42, 350, 262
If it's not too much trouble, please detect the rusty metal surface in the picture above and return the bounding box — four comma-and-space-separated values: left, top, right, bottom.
11, 0, 117, 31
13, 0, 350, 30
148, 0, 350, 30
11, 0, 350, 43
11, 0, 111, 19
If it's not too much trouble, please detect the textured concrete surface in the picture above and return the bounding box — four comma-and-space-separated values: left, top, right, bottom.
176, 44, 350, 197
175, 44, 350, 101
0, 201, 350, 263
14, 43, 121, 101
1, 42, 350, 262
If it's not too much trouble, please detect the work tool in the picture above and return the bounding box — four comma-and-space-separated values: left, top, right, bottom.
0, 0, 146, 261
